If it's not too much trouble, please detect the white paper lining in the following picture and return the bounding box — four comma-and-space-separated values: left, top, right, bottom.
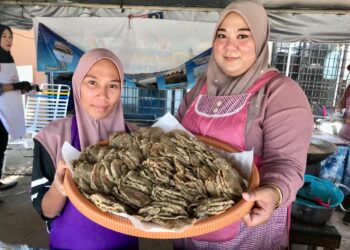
62, 112, 253, 232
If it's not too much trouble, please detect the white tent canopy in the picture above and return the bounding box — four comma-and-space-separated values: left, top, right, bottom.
1, 0, 350, 43
33, 17, 216, 73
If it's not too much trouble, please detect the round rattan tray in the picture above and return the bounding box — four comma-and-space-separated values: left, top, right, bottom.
63, 134, 260, 239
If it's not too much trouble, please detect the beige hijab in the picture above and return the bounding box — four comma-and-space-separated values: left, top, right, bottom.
35, 48, 125, 166
207, 0, 275, 96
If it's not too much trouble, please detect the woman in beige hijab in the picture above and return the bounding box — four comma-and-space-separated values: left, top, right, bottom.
175, 1, 313, 249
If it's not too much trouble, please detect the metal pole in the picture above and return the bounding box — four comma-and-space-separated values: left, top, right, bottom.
285, 43, 293, 77
171, 89, 176, 115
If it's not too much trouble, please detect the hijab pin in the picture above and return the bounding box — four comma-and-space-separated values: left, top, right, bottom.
214, 79, 218, 83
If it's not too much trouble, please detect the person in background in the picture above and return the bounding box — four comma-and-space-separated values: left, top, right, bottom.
343, 195, 350, 225
333, 64, 350, 225
174, 1, 313, 249
0, 24, 32, 190
30, 48, 139, 249
335, 64, 350, 141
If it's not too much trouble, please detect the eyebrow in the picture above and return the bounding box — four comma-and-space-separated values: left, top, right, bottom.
84, 75, 96, 79
84, 74, 120, 82
217, 28, 251, 32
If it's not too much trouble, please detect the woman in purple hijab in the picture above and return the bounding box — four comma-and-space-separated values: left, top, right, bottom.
31, 48, 138, 250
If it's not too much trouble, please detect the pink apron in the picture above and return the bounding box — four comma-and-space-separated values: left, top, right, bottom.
178, 71, 288, 249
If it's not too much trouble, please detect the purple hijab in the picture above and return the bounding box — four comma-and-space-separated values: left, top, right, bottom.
35, 48, 126, 167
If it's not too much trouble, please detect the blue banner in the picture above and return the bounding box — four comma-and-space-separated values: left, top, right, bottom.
37, 23, 84, 72
185, 48, 212, 89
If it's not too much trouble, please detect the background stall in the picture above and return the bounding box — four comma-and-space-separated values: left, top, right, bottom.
2, 1, 350, 124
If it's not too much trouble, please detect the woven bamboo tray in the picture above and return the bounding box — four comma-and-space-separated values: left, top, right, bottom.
63, 134, 260, 239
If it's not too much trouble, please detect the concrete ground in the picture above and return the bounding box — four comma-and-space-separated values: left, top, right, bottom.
0, 143, 350, 249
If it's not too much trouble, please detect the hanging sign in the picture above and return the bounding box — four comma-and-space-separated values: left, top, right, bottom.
37, 23, 84, 72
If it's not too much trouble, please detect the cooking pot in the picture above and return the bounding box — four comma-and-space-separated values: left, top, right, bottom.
307, 137, 337, 165
292, 202, 334, 225
292, 175, 344, 225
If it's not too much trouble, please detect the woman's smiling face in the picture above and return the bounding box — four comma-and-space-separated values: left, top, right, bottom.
213, 12, 257, 77
80, 58, 121, 120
